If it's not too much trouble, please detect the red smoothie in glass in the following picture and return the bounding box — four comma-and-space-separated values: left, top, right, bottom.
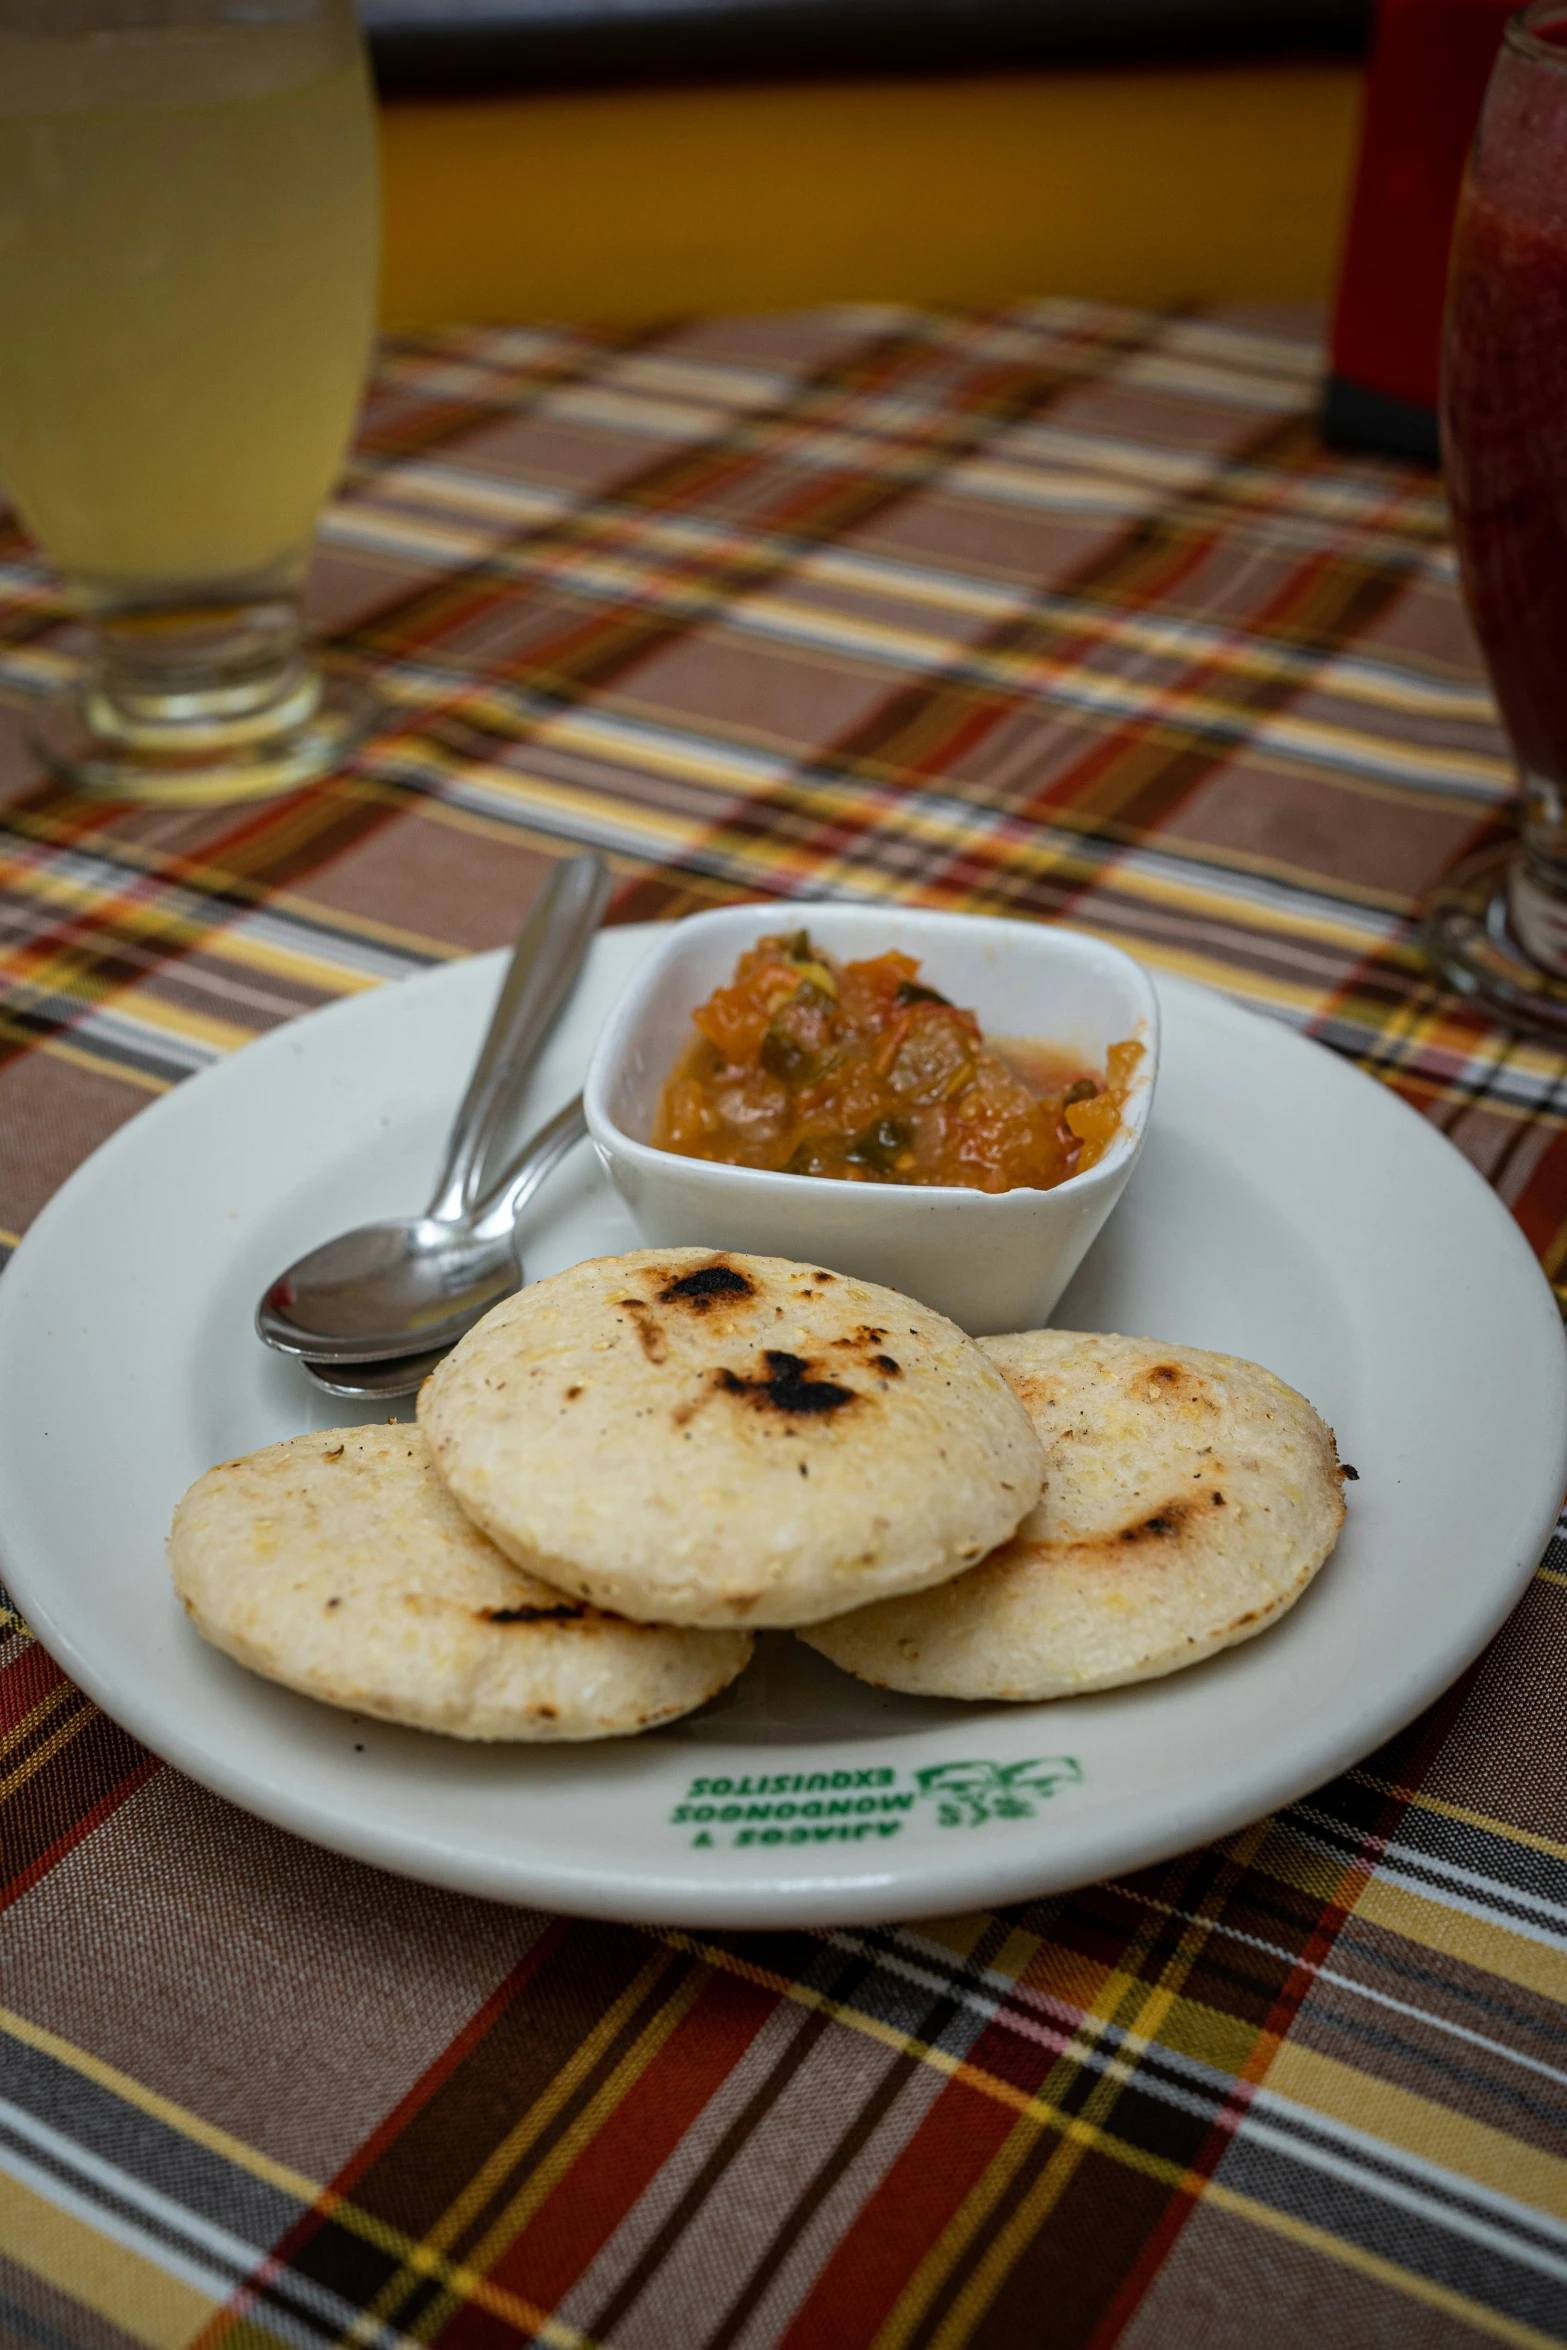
1443, 13, 1567, 832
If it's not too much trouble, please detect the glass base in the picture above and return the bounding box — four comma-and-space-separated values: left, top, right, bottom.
1423, 842, 1567, 1043
30, 664, 378, 808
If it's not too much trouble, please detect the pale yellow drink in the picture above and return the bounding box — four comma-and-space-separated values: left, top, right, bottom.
0, 12, 378, 598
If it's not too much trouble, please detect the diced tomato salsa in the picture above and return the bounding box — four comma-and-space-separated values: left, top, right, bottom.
651, 931, 1142, 1194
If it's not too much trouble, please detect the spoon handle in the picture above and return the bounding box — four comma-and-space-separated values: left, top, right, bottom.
425, 855, 609, 1224
470, 1093, 588, 1238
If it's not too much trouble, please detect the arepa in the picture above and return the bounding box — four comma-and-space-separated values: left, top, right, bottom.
800, 1330, 1347, 1697
168, 1425, 753, 1739
418, 1248, 1043, 1627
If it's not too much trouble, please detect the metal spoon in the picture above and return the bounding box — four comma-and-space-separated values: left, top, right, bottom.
301, 1346, 449, 1400
256, 854, 606, 1365
291, 1096, 588, 1396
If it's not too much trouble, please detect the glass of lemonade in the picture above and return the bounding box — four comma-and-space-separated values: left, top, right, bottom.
0, 0, 380, 804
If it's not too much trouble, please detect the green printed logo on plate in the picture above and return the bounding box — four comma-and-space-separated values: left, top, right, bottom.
669, 1756, 1083, 1850
913, 1756, 1084, 1828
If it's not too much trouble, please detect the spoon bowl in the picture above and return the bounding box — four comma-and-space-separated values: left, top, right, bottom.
260, 1218, 520, 1362
301, 1346, 449, 1399
258, 1094, 587, 1362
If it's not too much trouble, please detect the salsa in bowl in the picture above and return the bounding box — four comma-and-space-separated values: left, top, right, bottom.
653, 928, 1143, 1194
585, 904, 1158, 1334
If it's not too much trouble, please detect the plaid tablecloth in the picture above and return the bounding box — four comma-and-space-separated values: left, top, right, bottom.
2, 300, 1565, 2350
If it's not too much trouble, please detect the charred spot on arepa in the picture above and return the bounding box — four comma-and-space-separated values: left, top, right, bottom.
825, 1325, 903, 1382
1006, 1372, 1060, 1414
480, 1601, 589, 1625
1136, 1360, 1218, 1412
714, 1350, 858, 1417
617, 1298, 669, 1363
656, 1260, 755, 1309
1118, 1505, 1186, 1542
1220, 1600, 1276, 1635
611, 1258, 761, 1360
831, 1322, 887, 1348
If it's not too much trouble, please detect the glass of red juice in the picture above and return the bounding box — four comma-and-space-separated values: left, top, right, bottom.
1428, 0, 1567, 1034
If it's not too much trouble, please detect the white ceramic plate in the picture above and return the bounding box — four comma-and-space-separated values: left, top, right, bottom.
2, 926, 1563, 1929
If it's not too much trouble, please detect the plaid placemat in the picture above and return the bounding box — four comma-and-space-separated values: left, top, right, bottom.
2, 300, 1565, 2350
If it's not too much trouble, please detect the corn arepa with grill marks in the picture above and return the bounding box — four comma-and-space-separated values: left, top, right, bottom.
799, 1330, 1347, 1696
417, 1247, 1044, 1628
168, 1424, 754, 1738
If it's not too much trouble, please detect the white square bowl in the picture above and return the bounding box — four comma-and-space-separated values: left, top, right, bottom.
584, 904, 1159, 1333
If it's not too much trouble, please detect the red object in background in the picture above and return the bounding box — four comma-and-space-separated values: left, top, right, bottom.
1444, 42, 1567, 799
1326, 0, 1516, 458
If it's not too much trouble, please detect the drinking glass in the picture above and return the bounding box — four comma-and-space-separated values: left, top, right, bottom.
1427, 0, 1567, 1035
0, 0, 380, 805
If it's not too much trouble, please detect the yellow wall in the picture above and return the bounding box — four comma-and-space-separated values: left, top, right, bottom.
379, 63, 1364, 330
